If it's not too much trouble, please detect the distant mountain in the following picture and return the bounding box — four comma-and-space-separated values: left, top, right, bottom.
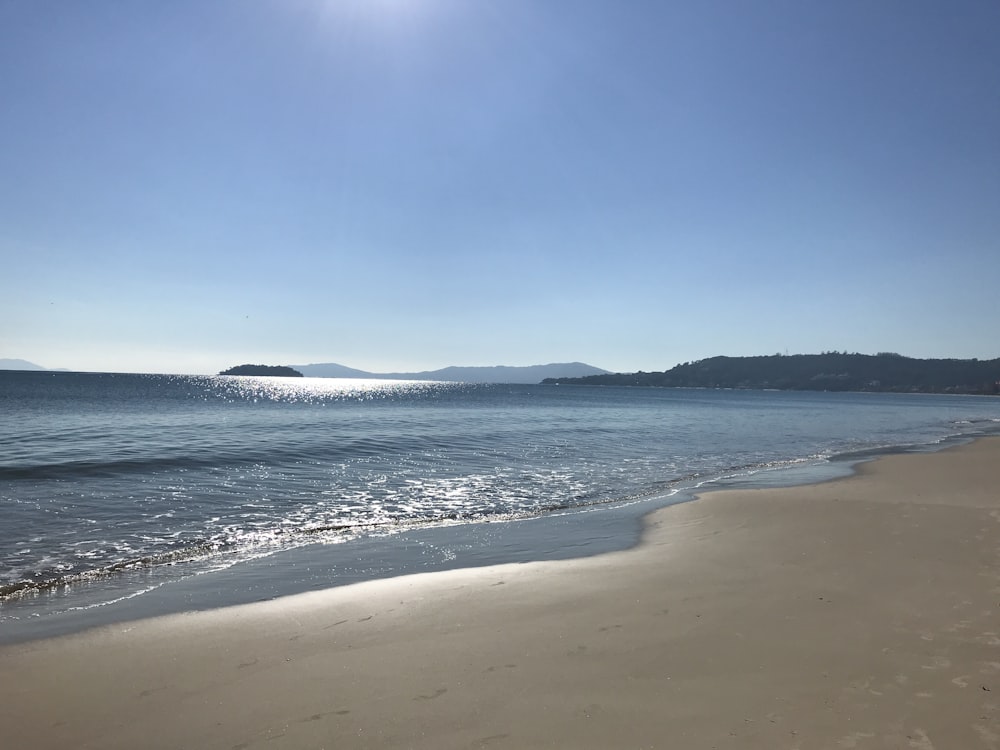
294, 362, 377, 379
294, 362, 610, 384
542, 353, 1000, 395
0, 358, 46, 371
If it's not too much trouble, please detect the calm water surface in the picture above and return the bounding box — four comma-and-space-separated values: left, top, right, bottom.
3, 371, 1000, 635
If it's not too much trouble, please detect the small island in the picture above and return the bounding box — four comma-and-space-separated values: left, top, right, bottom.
218, 364, 304, 377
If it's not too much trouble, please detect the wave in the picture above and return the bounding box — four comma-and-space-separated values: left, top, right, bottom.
0, 455, 241, 481
0, 429, 532, 482
0, 454, 836, 602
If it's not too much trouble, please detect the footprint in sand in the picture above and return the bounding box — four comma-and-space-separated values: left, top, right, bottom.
974, 724, 1000, 744
478, 734, 510, 744
413, 688, 447, 701
837, 731, 875, 747
906, 728, 935, 749
484, 664, 517, 673
920, 656, 951, 671
848, 677, 883, 696
944, 620, 972, 633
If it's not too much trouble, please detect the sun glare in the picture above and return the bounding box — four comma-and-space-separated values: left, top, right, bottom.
311, 0, 442, 31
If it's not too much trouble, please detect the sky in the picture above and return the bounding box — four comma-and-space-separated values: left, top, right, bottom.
2, 0, 999, 375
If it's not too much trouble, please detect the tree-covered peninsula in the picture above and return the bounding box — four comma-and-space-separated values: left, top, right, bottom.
219, 364, 304, 377
542, 353, 1000, 395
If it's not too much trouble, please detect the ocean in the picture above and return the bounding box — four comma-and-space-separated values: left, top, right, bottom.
3, 370, 1000, 641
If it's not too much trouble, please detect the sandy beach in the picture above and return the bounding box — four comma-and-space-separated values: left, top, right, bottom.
3, 437, 1000, 749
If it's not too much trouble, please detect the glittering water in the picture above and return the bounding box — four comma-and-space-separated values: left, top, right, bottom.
3, 370, 1000, 612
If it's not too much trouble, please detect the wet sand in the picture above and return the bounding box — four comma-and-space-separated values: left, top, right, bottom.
3, 437, 1000, 749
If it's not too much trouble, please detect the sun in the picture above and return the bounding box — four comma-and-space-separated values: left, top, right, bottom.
308, 0, 444, 38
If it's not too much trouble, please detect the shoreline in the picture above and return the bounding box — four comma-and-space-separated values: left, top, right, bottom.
0, 433, 980, 644
5, 379, 997, 641
0, 442, 860, 645
3, 436, 1000, 748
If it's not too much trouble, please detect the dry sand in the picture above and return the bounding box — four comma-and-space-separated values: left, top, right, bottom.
3, 437, 1000, 749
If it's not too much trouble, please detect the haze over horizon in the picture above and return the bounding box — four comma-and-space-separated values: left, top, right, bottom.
3, 1, 998, 376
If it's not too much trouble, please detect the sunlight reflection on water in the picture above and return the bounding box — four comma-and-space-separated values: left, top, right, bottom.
206, 376, 457, 404
5, 372, 1000, 622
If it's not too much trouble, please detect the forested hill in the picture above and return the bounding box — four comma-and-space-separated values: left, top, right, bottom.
542, 353, 1000, 395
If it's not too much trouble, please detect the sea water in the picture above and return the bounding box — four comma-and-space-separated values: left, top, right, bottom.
3, 370, 1000, 639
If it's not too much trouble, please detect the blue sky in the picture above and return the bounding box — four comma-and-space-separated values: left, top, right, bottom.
2, 0, 998, 374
